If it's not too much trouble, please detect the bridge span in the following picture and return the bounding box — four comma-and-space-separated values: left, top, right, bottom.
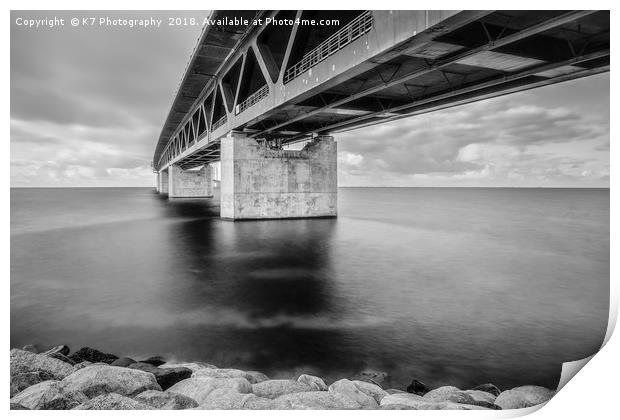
152, 10, 609, 219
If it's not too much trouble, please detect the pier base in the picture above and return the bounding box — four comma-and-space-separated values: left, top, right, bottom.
158, 169, 169, 194
220, 133, 337, 220
168, 164, 212, 198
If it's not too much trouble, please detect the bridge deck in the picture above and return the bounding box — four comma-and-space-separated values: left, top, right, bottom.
153, 10, 609, 171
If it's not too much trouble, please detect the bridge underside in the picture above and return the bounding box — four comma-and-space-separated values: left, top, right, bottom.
153, 9, 609, 219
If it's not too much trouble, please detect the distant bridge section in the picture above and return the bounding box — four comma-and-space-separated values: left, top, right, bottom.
152, 10, 609, 219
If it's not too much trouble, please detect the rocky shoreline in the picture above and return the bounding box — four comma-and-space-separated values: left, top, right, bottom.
10, 344, 556, 410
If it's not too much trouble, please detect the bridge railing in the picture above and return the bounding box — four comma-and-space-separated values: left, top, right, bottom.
235, 85, 269, 115
283, 11, 373, 84
211, 115, 227, 132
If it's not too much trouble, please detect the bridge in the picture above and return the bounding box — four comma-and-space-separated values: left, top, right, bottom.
152, 10, 609, 219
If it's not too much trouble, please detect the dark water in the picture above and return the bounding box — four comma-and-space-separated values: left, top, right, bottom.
10, 187, 609, 390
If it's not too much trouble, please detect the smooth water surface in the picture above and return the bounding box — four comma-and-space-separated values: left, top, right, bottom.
10, 187, 609, 389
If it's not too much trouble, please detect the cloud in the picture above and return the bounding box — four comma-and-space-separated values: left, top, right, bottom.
10, 11, 609, 187
337, 74, 609, 187
10, 10, 210, 187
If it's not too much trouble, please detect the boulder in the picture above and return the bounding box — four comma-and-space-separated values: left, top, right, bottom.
275, 391, 362, 409
47, 353, 76, 366
42, 345, 70, 357
73, 393, 154, 410
297, 374, 328, 391
111, 357, 137, 367
60, 364, 161, 398
22, 344, 39, 354
69, 347, 118, 364
352, 380, 389, 404
128, 362, 192, 390
423, 385, 461, 400
380, 394, 489, 410
10, 380, 88, 410
407, 379, 431, 396
10, 402, 29, 410
350, 369, 389, 388
74, 361, 92, 370
246, 371, 270, 383
10, 371, 54, 397
380, 403, 415, 410
463, 390, 497, 405
252, 379, 314, 399
191, 367, 259, 384
494, 385, 555, 409
328, 379, 377, 408
166, 377, 252, 405
10, 349, 76, 380
138, 356, 166, 367
134, 390, 198, 409
423, 386, 497, 408
158, 362, 217, 372
472, 383, 501, 397
380, 393, 428, 409
198, 388, 277, 409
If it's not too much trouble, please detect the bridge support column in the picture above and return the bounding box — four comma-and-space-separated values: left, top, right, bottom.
220, 133, 337, 220
158, 169, 169, 194
168, 164, 213, 198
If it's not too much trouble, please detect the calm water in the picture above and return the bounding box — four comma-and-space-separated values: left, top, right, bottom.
10, 187, 609, 390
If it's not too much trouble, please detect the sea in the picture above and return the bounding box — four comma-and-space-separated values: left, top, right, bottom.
10, 187, 609, 390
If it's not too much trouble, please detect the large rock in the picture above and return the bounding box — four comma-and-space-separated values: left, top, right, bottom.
352, 380, 389, 404
42, 345, 70, 357
166, 377, 252, 405
60, 364, 161, 398
111, 357, 137, 367
10, 380, 88, 410
380, 393, 490, 410
10, 349, 76, 380
246, 371, 270, 383
423, 385, 461, 400
158, 362, 217, 372
494, 385, 555, 409
422, 386, 497, 408
138, 356, 166, 367
73, 393, 154, 410
328, 379, 377, 408
252, 379, 314, 399
407, 379, 431, 396
22, 344, 39, 354
297, 374, 328, 391
74, 361, 93, 370
46, 353, 76, 366
134, 390, 198, 409
350, 369, 389, 388
10, 371, 54, 397
275, 391, 362, 409
463, 390, 497, 405
380, 403, 415, 410
192, 367, 259, 384
380, 393, 428, 409
199, 388, 291, 409
472, 383, 501, 397
69, 347, 118, 364
128, 362, 192, 390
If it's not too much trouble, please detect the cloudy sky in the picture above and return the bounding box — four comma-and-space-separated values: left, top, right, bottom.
11, 11, 609, 188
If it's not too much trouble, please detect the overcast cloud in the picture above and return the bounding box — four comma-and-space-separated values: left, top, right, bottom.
11, 11, 609, 187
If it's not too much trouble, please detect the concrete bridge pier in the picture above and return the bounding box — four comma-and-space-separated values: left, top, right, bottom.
168, 164, 213, 198
220, 133, 337, 220
157, 169, 169, 194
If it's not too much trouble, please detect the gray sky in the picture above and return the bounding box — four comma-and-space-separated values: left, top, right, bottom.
11, 11, 609, 187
